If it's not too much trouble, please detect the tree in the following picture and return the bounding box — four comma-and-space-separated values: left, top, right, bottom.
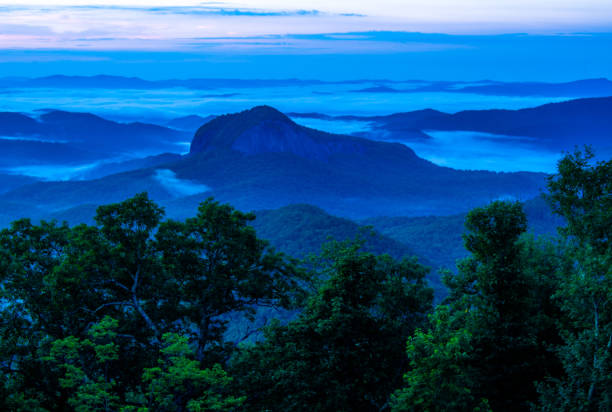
46, 316, 122, 412
393, 200, 565, 411
391, 305, 490, 412
232, 241, 433, 411
155, 198, 306, 363
140, 333, 244, 412
537, 149, 612, 411
0, 194, 304, 410
0, 218, 74, 411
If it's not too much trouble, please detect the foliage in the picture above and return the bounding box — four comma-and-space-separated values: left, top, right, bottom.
232, 241, 433, 411
0, 147, 610, 411
393, 200, 567, 411
140, 333, 244, 412
536, 148, 612, 411
0, 193, 301, 410
46, 316, 121, 412
391, 306, 490, 412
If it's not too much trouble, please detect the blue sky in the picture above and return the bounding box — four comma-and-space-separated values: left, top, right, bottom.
0, 1, 611, 80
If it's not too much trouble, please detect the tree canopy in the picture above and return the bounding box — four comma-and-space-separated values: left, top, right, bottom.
0, 148, 610, 411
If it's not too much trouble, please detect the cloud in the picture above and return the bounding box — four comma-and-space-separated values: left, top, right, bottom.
141, 6, 325, 17
0, 4, 371, 51
0, 52, 109, 62
14, 4, 335, 18
0, 23, 54, 35
182, 37, 466, 55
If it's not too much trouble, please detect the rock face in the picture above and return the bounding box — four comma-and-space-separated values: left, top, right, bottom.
189, 105, 413, 161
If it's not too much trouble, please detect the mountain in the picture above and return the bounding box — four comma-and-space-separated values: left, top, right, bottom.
189, 105, 409, 162
445, 78, 612, 97
363, 196, 564, 272
253, 203, 418, 259
3, 76, 611, 98
293, 97, 612, 151
0, 105, 564, 298
166, 115, 216, 132
0, 105, 546, 220
0, 173, 38, 194
0, 139, 102, 168
0, 112, 41, 135
0, 110, 189, 153
17, 200, 446, 296
0, 76, 330, 90
0, 110, 190, 182
351, 86, 400, 93
346, 78, 612, 97
77, 153, 184, 180
410, 97, 612, 147
1, 75, 159, 89
37, 110, 189, 153
253, 203, 447, 296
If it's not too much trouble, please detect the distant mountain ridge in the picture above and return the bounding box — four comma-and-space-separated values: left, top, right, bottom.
0, 105, 546, 220
442, 78, 612, 97
363, 195, 564, 275
291, 97, 612, 150
347, 78, 612, 97
166, 115, 216, 132
0, 110, 189, 174
2, 75, 611, 97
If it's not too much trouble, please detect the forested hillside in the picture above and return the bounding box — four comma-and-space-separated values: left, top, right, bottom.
0, 149, 610, 411
364, 195, 564, 272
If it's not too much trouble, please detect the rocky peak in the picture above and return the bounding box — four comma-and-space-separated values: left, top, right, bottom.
188, 105, 378, 161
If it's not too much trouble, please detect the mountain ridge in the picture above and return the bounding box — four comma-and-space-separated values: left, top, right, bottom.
0, 105, 547, 220
189, 105, 424, 163
290, 96, 612, 150
3, 75, 611, 98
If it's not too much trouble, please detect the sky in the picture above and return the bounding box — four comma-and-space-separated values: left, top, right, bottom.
0, 1, 611, 80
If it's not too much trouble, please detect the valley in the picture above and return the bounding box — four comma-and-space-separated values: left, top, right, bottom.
2, 90, 603, 292
2, 3, 611, 409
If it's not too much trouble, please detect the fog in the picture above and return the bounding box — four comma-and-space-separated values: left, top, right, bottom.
0, 84, 570, 124
289, 118, 562, 173
5, 163, 100, 181
154, 169, 210, 197
410, 131, 561, 173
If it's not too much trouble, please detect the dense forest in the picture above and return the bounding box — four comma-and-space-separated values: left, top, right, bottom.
0, 148, 610, 411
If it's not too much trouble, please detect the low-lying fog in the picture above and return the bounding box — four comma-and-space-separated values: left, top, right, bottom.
0, 83, 582, 179
291, 118, 562, 173
1, 84, 570, 124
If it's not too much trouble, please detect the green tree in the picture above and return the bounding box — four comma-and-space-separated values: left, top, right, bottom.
0, 218, 73, 411
537, 149, 612, 411
232, 241, 433, 411
0, 194, 303, 410
393, 201, 565, 411
47, 316, 122, 412
140, 333, 244, 412
391, 305, 490, 411
155, 198, 306, 363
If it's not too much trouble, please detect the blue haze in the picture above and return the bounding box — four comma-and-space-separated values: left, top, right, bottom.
1, 32, 611, 81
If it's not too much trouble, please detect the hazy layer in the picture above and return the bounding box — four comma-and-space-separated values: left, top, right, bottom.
0, 84, 570, 123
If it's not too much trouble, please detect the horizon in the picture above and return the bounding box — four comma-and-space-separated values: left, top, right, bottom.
0, 1, 610, 175
3, 73, 612, 82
